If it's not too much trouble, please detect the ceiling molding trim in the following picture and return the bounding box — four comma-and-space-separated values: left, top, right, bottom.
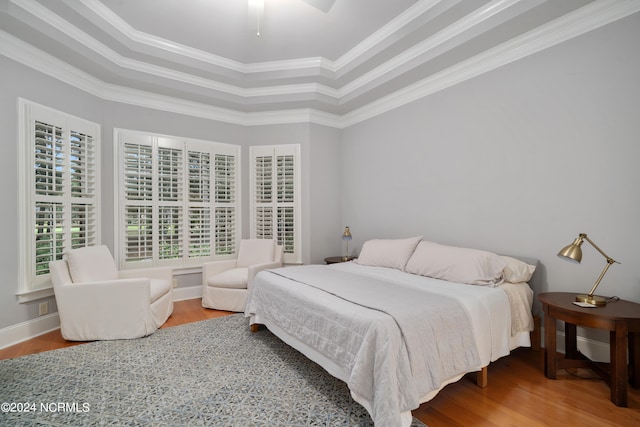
101, 87, 344, 128
0, 30, 105, 100
332, 0, 447, 71
79, 0, 334, 74
102, 84, 248, 125
244, 109, 342, 128
3, 1, 637, 130
80, 0, 449, 75
337, 0, 528, 100
78, 0, 247, 73
11, 0, 534, 104
0, 29, 342, 128
11, 0, 340, 100
341, 0, 640, 127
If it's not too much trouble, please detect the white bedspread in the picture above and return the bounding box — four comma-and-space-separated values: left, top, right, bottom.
245, 262, 529, 427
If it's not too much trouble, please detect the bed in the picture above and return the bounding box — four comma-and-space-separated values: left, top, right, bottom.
245, 237, 539, 427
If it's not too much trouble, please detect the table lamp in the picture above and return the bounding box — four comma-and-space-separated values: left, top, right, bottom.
342, 226, 352, 261
557, 233, 620, 306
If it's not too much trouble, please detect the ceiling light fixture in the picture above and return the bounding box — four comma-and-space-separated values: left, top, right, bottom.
248, 0, 264, 37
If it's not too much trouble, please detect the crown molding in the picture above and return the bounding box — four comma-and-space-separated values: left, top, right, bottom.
79, 0, 449, 76
8, 0, 573, 107
0, 30, 105, 99
341, 0, 640, 127
338, 0, 530, 101
332, 0, 447, 72
0, 29, 342, 128
11, 0, 531, 103
77, 0, 247, 73
12, 0, 340, 100
78, 0, 334, 74
2, 1, 638, 130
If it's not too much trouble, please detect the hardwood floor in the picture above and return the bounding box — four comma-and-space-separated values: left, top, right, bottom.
2, 299, 639, 426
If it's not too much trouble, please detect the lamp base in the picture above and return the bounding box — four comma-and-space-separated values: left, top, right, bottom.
575, 294, 607, 306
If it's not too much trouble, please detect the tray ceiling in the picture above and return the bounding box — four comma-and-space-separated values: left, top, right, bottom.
1, 0, 637, 126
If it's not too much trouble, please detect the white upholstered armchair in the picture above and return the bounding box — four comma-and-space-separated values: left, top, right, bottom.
202, 239, 283, 312
49, 245, 174, 341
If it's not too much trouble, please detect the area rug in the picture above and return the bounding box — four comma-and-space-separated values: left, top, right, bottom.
0, 314, 427, 426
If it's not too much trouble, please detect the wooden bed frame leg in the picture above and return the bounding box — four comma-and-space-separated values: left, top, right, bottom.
531, 315, 541, 351
476, 366, 488, 388
250, 324, 260, 333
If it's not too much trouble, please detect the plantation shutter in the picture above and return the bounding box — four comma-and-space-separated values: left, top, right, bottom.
69, 130, 97, 250
254, 155, 273, 239
157, 138, 184, 260
20, 100, 100, 293
116, 130, 240, 268
214, 154, 237, 255
33, 121, 65, 278
250, 144, 301, 264
187, 146, 211, 258
122, 134, 154, 263
276, 153, 296, 256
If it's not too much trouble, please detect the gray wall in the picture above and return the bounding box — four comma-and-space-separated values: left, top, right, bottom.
308, 124, 344, 264
341, 14, 640, 305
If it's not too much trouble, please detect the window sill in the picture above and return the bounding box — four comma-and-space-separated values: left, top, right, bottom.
16, 287, 54, 303
172, 266, 203, 276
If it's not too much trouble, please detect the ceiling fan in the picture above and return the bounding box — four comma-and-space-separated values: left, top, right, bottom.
249, 0, 336, 36
300, 0, 336, 13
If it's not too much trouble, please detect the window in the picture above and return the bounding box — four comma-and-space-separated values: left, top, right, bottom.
18, 99, 100, 298
115, 129, 240, 269
250, 144, 301, 264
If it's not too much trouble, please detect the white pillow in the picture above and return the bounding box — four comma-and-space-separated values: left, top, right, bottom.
404, 240, 507, 286
501, 256, 536, 283
65, 245, 118, 283
355, 236, 422, 270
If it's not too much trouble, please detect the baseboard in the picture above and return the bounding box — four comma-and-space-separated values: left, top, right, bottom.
173, 285, 202, 302
0, 288, 202, 350
0, 312, 60, 350
539, 326, 611, 363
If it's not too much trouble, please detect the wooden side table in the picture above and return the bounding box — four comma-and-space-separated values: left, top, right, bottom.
538, 292, 640, 407
324, 256, 355, 264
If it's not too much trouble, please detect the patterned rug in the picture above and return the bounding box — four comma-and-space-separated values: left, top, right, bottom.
0, 314, 427, 426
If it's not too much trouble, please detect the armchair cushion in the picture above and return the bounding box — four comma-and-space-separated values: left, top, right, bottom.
236, 239, 275, 267
207, 268, 249, 289
66, 245, 118, 283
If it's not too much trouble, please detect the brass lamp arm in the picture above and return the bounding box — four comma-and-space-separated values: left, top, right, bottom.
581, 233, 619, 265
580, 233, 620, 298
587, 259, 615, 297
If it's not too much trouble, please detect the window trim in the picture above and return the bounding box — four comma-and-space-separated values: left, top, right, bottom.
17, 98, 101, 301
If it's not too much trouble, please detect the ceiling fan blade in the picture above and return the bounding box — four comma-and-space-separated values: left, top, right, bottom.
300, 0, 336, 13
